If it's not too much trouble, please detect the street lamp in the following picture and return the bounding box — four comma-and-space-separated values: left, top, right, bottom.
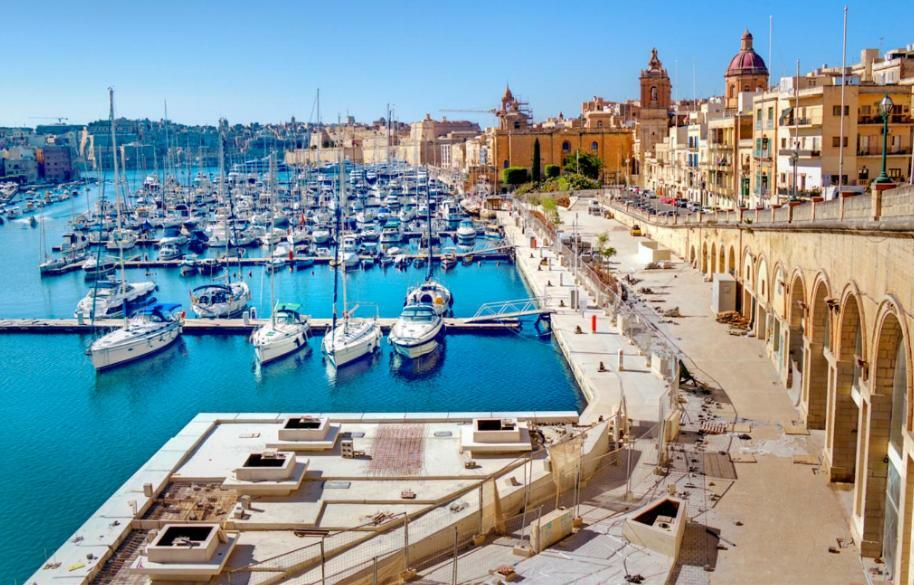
875, 93, 895, 184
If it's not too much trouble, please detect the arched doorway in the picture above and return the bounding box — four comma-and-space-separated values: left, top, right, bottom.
689, 245, 696, 267
701, 242, 708, 273
742, 251, 755, 322
755, 258, 770, 341
828, 293, 863, 483
718, 244, 726, 276
727, 246, 736, 276
710, 243, 717, 274
805, 278, 831, 429
856, 308, 910, 579
786, 274, 806, 398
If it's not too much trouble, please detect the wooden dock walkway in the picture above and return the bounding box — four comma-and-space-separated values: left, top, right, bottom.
0, 317, 520, 335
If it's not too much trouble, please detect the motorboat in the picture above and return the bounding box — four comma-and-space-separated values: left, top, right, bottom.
158, 244, 182, 261
190, 281, 251, 318
440, 248, 457, 271
89, 303, 183, 370
106, 228, 138, 251
83, 255, 119, 281
388, 303, 444, 359
179, 255, 199, 276
251, 302, 310, 364
456, 220, 476, 245
74, 279, 157, 319
322, 308, 381, 368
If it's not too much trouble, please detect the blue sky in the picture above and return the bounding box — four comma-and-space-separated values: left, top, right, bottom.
2, 0, 909, 127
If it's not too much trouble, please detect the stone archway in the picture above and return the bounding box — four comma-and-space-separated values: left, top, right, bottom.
727, 246, 736, 276
827, 292, 863, 483
804, 277, 831, 429
701, 242, 708, 273
710, 242, 717, 274
855, 307, 911, 579
689, 245, 696, 267
787, 273, 806, 396
718, 244, 726, 276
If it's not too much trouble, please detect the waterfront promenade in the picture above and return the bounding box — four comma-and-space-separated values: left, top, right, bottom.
500, 211, 668, 426
543, 195, 867, 584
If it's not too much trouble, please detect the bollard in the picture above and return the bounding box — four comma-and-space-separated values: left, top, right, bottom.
617, 348, 624, 371
242, 310, 250, 325
591, 314, 597, 333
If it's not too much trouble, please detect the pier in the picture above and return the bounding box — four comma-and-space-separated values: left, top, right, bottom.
0, 316, 521, 334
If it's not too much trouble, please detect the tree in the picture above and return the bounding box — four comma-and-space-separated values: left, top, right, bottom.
545, 164, 560, 178
502, 166, 530, 186
563, 150, 602, 180
531, 139, 541, 183
595, 232, 617, 264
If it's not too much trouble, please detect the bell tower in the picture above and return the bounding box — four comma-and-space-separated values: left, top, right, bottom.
636, 48, 672, 184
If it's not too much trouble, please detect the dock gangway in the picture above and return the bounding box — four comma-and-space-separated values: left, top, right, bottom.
464, 296, 554, 324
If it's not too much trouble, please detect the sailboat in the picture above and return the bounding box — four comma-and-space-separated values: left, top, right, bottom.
87, 89, 183, 371
251, 154, 310, 364
89, 303, 183, 370
79, 88, 156, 321
321, 156, 381, 368
405, 167, 453, 316
190, 125, 251, 318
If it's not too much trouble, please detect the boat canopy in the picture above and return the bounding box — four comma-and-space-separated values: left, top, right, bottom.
275, 302, 302, 314
192, 283, 232, 294
400, 303, 439, 321
140, 303, 181, 315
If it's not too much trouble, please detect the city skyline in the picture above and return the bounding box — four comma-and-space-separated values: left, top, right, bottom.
2, 0, 911, 127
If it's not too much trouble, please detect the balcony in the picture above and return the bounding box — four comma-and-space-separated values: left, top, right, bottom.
780, 115, 823, 127
753, 150, 772, 160
856, 145, 912, 157
858, 114, 914, 125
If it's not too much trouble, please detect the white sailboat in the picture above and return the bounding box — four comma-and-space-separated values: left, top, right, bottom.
251, 155, 310, 365
322, 156, 381, 369
89, 303, 183, 370
405, 167, 453, 316
389, 303, 443, 358
88, 90, 183, 371
190, 124, 251, 319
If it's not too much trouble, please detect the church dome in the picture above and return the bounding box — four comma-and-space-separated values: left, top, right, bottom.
726, 30, 768, 76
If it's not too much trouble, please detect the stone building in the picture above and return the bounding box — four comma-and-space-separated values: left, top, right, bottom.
724, 30, 769, 110
488, 87, 634, 192
634, 49, 672, 182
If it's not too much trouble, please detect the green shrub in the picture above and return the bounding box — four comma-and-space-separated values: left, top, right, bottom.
502, 166, 530, 186
545, 164, 560, 178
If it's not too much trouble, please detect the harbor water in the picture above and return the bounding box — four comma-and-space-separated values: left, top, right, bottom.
1, 173, 583, 583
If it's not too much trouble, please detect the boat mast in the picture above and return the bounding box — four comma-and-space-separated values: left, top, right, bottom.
109, 87, 128, 326
340, 151, 349, 330
425, 166, 433, 281
268, 151, 276, 328
329, 151, 342, 353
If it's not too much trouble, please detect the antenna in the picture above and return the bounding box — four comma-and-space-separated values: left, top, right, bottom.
768, 16, 773, 86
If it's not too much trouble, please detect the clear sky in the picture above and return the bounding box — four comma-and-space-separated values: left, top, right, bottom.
1, 0, 909, 127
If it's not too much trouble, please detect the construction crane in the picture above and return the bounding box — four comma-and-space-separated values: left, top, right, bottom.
29, 116, 70, 124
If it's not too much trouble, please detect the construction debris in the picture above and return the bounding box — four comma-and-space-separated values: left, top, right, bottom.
662, 306, 682, 318
716, 311, 750, 330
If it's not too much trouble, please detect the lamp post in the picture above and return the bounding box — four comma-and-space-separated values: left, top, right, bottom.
875, 93, 895, 184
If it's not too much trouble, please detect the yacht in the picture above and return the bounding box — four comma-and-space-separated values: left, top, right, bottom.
389, 303, 444, 359
405, 280, 453, 315
158, 244, 182, 261
89, 303, 183, 370
106, 228, 138, 251
456, 219, 476, 245
83, 255, 119, 281
190, 281, 251, 318
75, 279, 157, 319
251, 302, 310, 364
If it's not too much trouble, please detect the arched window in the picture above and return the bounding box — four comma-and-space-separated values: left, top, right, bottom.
513, 121, 520, 129
503, 160, 509, 169
591, 141, 599, 152
596, 120, 603, 128
650, 86, 658, 101
562, 141, 571, 152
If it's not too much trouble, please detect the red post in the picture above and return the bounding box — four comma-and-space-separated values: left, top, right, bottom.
591, 314, 597, 333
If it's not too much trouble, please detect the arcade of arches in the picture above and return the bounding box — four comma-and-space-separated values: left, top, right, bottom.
613, 205, 914, 584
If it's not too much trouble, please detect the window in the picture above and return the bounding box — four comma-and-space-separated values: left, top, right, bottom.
651, 86, 658, 101
513, 121, 520, 129
561, 141, 571, 152
591, 141, 599, 152
767, 107, 774, 120
596, 121, 603, 128
781, 138, 786, 148
503, 160, 509, 169
756, 110, 762, 121
832, 136, 848, 147
832, 105, 849, 116
890, 168, 902, 179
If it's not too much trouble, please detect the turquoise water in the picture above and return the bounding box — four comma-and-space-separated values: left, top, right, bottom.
0, 173, 582, 583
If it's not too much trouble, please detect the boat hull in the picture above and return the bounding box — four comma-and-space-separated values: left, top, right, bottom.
254, 327, 309, 364
321, 322, 381, 368
91, 324, 181, 370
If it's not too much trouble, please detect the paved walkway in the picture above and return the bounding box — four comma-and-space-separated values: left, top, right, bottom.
500, 210, 668, 426
420, 198, 868, 585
